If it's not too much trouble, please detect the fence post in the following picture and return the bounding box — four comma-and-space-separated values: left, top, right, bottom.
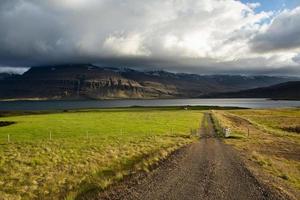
247, 127, 250, 137
49, 131, 52, 140
7, 134, 10, 143
225, 128, 231, 138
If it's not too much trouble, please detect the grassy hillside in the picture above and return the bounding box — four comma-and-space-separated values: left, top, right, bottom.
0, 108, 203, 199
211, 109, 300, 199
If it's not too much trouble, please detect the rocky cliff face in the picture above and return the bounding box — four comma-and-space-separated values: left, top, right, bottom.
0, 65, 177, 99
0, 64, 298, 100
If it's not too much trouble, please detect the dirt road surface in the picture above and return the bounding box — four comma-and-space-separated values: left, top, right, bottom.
86, 113, 282, 200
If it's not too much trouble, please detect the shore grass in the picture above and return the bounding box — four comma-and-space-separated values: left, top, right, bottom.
0, 108, 203, 199
212, 108, 300, 199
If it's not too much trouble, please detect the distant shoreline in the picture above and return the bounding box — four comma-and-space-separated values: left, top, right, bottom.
1, 97, 300, 102
0, 98, 300, 112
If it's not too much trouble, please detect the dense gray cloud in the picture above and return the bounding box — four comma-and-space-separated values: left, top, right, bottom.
293, 53, 300, 64
251, 7, 300, 52
0, 0, 299, 75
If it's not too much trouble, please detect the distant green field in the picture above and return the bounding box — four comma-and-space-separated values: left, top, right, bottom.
0, 108, 203, 199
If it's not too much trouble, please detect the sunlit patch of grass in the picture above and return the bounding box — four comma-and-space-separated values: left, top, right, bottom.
212, 108, 300, 196
250, 151, 300, 188
210, 111, 225, 137
229, 108, 300, 136
0, 108, 203, 199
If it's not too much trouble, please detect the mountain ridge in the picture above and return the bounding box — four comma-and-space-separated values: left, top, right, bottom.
204, 81, 300, 100
0, 64, 298, 100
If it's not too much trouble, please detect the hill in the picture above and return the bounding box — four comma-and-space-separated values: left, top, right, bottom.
205, 81, 300, 100
0, 73, 18, 80
0, 64, 298, 100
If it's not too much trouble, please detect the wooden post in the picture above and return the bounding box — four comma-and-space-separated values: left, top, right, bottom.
7, 134, 10, 143
247, 127, 250, 137
77, 80, 80, 97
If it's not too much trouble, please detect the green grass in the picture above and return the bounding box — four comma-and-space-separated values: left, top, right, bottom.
0, 108, 203, 199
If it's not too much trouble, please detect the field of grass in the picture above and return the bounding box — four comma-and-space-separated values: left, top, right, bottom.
211, 108, 300, 199
0, 107, 203, 199
229, 109, 300, 135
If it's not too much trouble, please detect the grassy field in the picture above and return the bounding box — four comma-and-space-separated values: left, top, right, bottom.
0, 107, 203, 199
211, 108, 300, 199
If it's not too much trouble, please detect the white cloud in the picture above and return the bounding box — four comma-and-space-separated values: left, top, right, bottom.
103, 33, 149, 56
247, 2, 261, 9
0, 0, 299, 75
0, 66, 29, 74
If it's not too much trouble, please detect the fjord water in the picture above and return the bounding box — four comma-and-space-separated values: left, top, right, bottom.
0, 98, 300, 111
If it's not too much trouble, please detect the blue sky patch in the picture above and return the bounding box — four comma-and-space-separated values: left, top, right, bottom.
240, 0, 300, 12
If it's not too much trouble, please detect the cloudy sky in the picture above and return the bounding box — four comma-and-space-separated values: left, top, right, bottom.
0, 0, 300, 75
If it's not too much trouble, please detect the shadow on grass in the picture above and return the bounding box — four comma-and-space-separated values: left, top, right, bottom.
0, 105, 247, 117
0, 121, 16, 127
226, 134, 245, 139
73, 147, 174, 200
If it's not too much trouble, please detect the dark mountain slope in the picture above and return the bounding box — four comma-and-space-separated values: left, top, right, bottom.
0, 73, 18, 80
122, 70, 297, 96
0, 64, 298, 100
205, 81, 300, 100
0, 65, 148, 99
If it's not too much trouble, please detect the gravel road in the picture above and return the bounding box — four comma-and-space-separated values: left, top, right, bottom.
87, 113, 282, 200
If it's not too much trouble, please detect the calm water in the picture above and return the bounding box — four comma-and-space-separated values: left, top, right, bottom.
0, 98, 300, 111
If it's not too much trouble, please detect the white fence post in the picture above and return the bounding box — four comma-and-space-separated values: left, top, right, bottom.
225, 128, 231, 138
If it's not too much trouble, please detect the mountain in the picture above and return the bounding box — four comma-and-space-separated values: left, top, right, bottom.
205, 81, 300, 100
0, 64, 298, 100
0, 73, 18, 80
